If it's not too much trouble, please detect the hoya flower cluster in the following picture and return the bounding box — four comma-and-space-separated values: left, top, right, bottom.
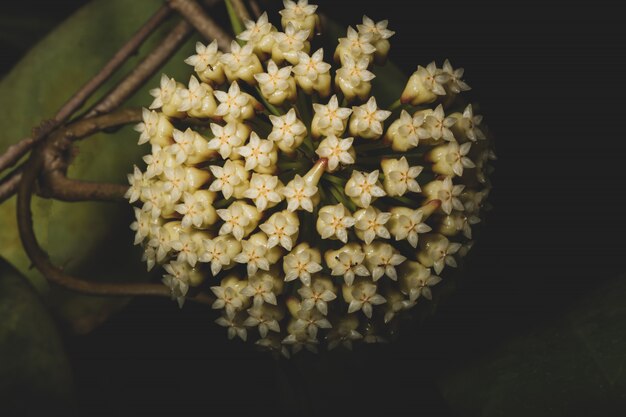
127, 0, 494, 356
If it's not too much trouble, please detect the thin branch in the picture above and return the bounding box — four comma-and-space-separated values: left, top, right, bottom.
85, 19, 194, 118
230, 0, 252, 21
168, 0, 234, 51
16, 109, 213, 304
248, 0, 262, 19
36, 108, 142, 201
58, 5, 173, 121
0, 166, 23, 203
0, 5, 172, 175
43, 172, 129, 202
0, 120, 57, 177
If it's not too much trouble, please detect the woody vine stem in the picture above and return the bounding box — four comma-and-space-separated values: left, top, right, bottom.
0, 0, 261, 302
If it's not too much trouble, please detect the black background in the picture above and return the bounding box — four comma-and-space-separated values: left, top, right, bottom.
2, 0, 625, 415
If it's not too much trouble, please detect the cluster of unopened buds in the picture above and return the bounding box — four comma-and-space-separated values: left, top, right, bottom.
127, 0, 494, 356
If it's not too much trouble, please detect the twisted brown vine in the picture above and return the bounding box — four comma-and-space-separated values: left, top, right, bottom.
1, 0, 261, 303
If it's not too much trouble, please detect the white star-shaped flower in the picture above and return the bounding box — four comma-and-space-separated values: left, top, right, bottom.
209, 159, 244, 200
237, 132, 275, 171
234, 238, 271, 276
349, 96, 391, 139
316, 203, 355, 243
170, 232, 199, 267
272, 22, 310, 64
129, 207, 154, 245
215, 313, 248, 341
134, 108, 172, 146
268, 108, 307, 149
347, 282, 386, 318
345, 169, 386, 208
386, 109, 430, 151
254, 60, 293, 97
442, 212, 480, 239
140, 184, 166, 219
243, 173, 283, 212
142, 145, 176, 179
199, 235, 240, 276
293, 308, 332, 339
454, 104, 485, 141
168, 128, 197, 164
419, 234, 462, 274
175, 192, 206, 228
293, 48, 331, 81
298, 278, 336, 315
162, 261, 191, 308
237, 12, 273, 43
399, 261, 442, 301
364, 241, 406, 281
426, 104, 456, 141
298, 280, 337, 315
460, 189, 489, 214
315, 135, 354, 171
259, 211, 299, 250
357, 16, 395, 42
244, 306, 281, 338
437, 177, 465, 214
125, 165, 151, 203
353, 206, 391, 244
207, 122, 248, 159
311, 94, 353, 138
211, 280, 245, 318
337, 26, 376, 63
214, 81, 251, 122
149, 74, 177, 110
389, 207, 432, 248
241, 273, 278, 308
335, 54, 375, 100
280, 0, 318, 21
383, 289, 414, 323
381, 156, 423, 196
401, 61, 450, 106
328, 244, 370, 286
220, 40, 263, 84
142, 246, 157, 271
282, 174, 317, 212
327, 316, 362, 350
184, 41, 218, 73
442, 142, 475, 177
162, 166, 190, 202
420, 61, 450, 96
217, 203, 252, 241
283, 244, 322, 285
177, 75, 209, 113
442, 59, 471, 94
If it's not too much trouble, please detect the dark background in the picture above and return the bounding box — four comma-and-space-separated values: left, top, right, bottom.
1, 0, 625, 415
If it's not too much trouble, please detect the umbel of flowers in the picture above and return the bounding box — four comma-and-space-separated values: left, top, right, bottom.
127, 0, 494, 356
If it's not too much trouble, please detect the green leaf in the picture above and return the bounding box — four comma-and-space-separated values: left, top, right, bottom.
0, 257, 74, 414
0, 0, 202, 332
438, 275, 626, 416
